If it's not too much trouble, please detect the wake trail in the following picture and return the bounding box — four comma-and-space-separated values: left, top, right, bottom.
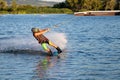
0, 32, 67, 52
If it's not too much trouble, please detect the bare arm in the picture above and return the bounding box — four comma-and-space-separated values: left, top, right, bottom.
34, 28, 50, 36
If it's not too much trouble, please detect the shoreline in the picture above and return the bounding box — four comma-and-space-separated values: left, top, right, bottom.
0, 12, 73, 15
1, 10, 120, 16
74, 10, 120, 16
0, 13, 71, 16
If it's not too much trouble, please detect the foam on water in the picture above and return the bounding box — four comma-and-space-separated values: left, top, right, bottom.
0, 32, 67, 52
46, 32, 67, 49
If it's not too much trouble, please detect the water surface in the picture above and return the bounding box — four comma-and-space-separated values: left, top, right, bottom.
0, 14, 120, 80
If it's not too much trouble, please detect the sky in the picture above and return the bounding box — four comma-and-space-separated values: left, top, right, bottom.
41, 0, 65, 2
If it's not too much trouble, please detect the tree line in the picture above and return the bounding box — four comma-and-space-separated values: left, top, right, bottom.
0, 0, 72, 14
53, 0, 120, 12
0, 0, 120, 14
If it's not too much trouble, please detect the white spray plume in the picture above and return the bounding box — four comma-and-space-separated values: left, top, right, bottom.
0, 32, 67, 51
46, 32, 67, 49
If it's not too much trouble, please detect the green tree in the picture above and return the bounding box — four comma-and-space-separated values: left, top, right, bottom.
82, 0, 92, 10
115, 0, 119, 10
82, 0, 102, 11
11, 0, 17, 11
110, 0, 117, 10
53, 2, 67, 8
66, 0, 84, 12
105, 0, 117, 10
92, 0, 102, 10
0, 0, 8, 10
101, 0, 107, 10
118, 1, 120, 10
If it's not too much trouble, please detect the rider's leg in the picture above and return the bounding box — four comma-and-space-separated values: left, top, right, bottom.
41, 43, 53, 56
48, 41, 62, 54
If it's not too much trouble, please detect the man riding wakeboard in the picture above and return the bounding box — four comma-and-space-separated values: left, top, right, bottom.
31, 28, 62, 57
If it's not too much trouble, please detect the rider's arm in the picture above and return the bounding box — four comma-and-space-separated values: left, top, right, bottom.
34, 28, 50, 36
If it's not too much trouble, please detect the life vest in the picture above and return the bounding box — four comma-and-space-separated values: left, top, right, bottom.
33, 34, 49, 43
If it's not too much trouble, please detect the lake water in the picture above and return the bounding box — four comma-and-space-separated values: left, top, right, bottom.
0, 14, 120, 80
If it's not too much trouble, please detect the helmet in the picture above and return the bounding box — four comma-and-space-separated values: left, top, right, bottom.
31, 28, 39, 33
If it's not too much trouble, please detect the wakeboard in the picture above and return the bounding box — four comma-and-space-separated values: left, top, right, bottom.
52, 51, 65, 59
53, 51, 59, 56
